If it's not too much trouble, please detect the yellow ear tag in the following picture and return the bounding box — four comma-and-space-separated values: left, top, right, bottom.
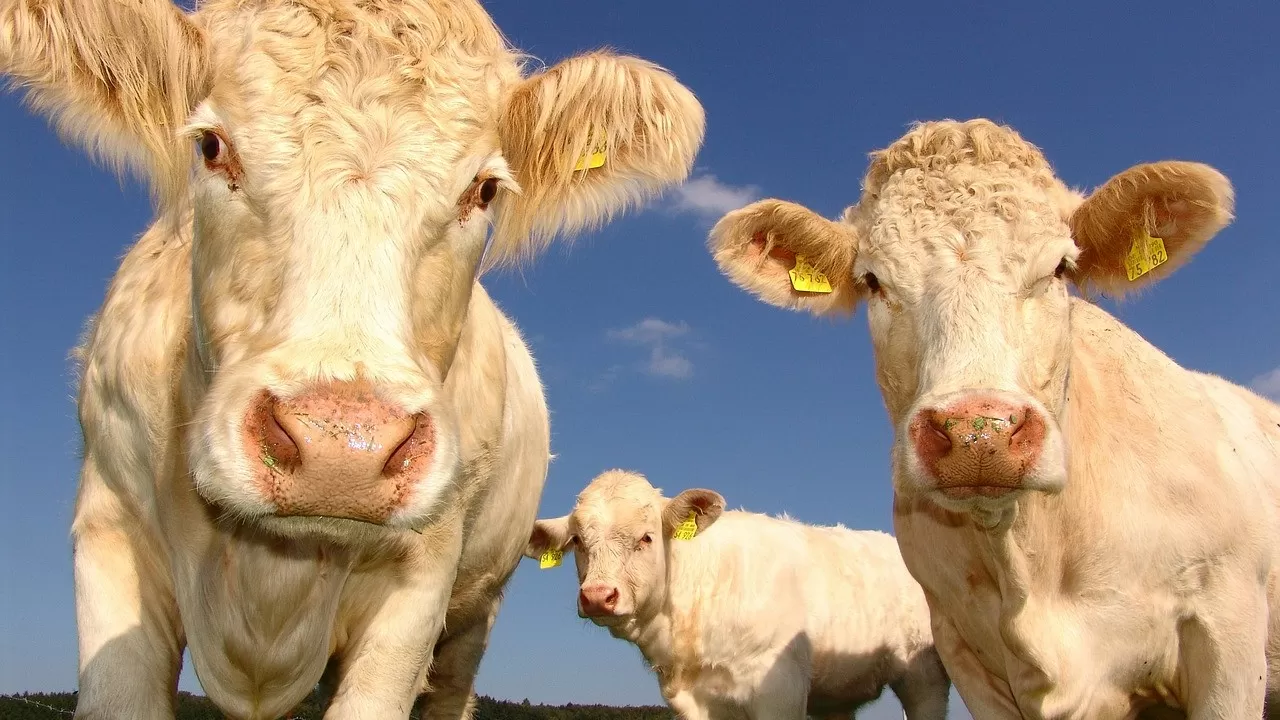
788, 254, 833, 294
672, 512, 699, 541
538, 549, 564, 569
573, 143, 607, 172
1124, 228, 1168, 282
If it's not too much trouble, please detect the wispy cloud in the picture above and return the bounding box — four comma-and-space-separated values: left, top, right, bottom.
668, 174, 761, 224
594, 318, 696, 389
1251, 367, 1280, 401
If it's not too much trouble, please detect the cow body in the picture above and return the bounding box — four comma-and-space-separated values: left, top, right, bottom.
894, 300, 1280, 718
2, 0, 704, 716
707, 119, 1278, 718
74, 215, 551, 720
525, 470, 950, 720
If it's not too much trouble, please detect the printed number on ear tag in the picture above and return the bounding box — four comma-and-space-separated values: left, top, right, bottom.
1124, 229, 1168, 282
788, 254, 833, 294
539, 549, 564, 569
673, 512, 699, 541
573, 144, 608, 172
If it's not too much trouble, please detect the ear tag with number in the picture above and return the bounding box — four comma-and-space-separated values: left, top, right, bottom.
538, 549, 564, 569
788, 254, 833, 293
1124, 228, 1168, 282
573, 140, 608, 172
672, 512, 699, 541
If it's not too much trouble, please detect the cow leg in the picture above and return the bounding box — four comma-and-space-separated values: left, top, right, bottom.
665, 690, 712, 720
891, 650, 950, 720
324, 531, 462, 720
929, 614, 1022, 719
1182, 584, 1269, 720
415, 601, 500, 720
746, 661, 808, 720
72, 460, 184, 720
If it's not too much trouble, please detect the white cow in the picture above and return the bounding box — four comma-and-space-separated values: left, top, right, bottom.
0, 0, 705, 717
525, 469, 951, 720
708, 118, 1280, 718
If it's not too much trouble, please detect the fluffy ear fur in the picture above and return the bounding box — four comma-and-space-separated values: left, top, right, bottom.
662, 488, 725, 537
524, 516, 572, 559
491, 51, 705, 267
0, 0, 211, 204
708, 199, 860, 315
1069, 161, 1234, 297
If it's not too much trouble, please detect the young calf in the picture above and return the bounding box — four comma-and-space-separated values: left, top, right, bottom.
525, 469, 950, 720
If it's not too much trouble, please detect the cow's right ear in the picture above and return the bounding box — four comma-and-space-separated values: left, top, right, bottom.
708, 199, 860, 316
524, 516, 572, 559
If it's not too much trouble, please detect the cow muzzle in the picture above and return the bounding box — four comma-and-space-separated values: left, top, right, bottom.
578, 583, 624, 621
243, 379, 435, 524
907, 391, 1049, 500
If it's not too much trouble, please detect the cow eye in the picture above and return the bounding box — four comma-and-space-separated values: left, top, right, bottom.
199, 131, 224, 164
478, 177, 499, 206
640, 533, 653, 545
1054, 258, 1068, 279
863, 272, 882, 293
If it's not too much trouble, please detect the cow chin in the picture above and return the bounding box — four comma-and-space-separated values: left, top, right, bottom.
188, 367, 463, 542
895, 389, 1069, 518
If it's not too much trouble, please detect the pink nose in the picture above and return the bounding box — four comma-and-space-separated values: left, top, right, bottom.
578, 584, 620, 616
243, 380, 435, 523
908, 395, 1046, 498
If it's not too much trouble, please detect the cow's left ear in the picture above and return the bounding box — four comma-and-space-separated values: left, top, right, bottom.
662, 489, 725, 537
491, 51, 705, 266
1069, 161, 1234, 297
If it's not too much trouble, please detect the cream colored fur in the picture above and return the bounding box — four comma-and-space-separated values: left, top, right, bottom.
707, 119, 1279, 718
1, 0, 704, 718
526, 470, 951, 720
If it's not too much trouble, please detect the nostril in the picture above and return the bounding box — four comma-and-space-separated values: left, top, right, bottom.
605, 588, 619, 607
262, 398, 301, 471
381, 413, 428, 477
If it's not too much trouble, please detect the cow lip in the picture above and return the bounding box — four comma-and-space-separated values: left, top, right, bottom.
935, 484, 1021, 498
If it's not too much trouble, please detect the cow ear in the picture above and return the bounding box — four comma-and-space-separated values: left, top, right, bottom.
1069, 161, 1234, 297
492, 51, 705, 268
662, 489, 725, 537
524, 516, 572, 559
708, 199, 860, 316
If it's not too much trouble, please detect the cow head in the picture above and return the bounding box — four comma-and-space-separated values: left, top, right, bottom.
708, 120, 1232, 518
524, 470, 723, 625
3, 0, 704, 539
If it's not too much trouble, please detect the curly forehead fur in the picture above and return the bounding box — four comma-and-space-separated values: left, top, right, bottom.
861, 119, 1058, 198
574, 469, 663, 517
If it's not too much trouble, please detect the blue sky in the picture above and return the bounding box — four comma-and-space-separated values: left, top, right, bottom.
2, 1, 1278, 718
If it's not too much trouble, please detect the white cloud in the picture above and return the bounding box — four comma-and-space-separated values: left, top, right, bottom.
604, 317, 696, 382
1251, 367, 1280, 401
668, 174, 760, 223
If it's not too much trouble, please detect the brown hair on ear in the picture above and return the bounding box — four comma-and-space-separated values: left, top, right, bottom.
708, 199, 860, 316
662, 489, 726, 537
1069, 161, 1234, 297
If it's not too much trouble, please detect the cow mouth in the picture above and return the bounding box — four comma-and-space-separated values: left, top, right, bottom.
935, 485, 1021, 499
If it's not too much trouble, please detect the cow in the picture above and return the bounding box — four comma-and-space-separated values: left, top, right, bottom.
705, 119, 1280, 718
524, 469, 951, 720
0, 0, 705, 717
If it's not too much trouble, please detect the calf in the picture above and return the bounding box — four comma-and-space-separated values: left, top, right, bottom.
525, 469, 950, 720
708, 118, 1280, 718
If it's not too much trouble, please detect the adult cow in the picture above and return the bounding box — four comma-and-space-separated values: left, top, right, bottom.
707, 119, 1280, 718
0, 0, 704, 717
